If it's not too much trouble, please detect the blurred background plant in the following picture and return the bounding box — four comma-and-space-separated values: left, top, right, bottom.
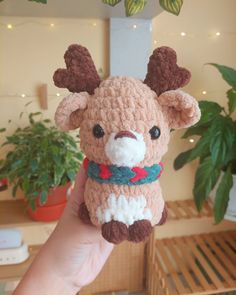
0, 112, 83, 210
174, 64, 236, 223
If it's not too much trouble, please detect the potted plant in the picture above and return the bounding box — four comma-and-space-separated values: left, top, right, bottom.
0, 112, 83, 221
174, 64, 236, 223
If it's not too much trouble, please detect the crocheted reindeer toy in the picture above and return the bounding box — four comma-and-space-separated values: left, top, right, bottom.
54, 44, 200, 244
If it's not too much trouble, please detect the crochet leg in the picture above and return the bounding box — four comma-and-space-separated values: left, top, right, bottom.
157, 204, 168, 225
102, 220, 128, 244
128, 220, 152, 243
78, 202, 92, 225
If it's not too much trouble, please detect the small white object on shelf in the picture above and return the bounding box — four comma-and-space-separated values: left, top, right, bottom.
0, 229, 22, 249
0, 243, 29, 265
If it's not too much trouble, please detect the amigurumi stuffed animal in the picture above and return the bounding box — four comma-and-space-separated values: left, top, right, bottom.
54, 44, 200, 244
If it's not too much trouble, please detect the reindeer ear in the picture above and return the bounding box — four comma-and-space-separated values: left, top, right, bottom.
157, 90, 201, 129
53, 44, 101, 95
55, 92, 89, 131
144, 46, 191, 96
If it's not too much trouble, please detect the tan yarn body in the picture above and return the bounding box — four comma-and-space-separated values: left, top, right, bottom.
78, 77, 169, 226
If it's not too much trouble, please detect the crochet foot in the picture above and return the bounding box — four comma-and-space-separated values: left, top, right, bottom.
157, 204, 168, 225
128, 220, 152, 243
102, 220, 128, 244
78, 202, 92, 225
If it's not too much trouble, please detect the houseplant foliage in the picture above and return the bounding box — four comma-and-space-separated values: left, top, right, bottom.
0, 0, 183, 16
103, 0, 183, 16
174, 64, 236, 223
0, 112, 83, 210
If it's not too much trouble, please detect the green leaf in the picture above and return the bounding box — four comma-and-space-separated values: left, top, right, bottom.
0, 128, 6, 133
28, 0, 47, 3
227, 89, 236, 114
159, 0, 183, 16
208, 63, 236, 89
209, 116, 235, 166
174, 149, 193, 170
214, 166, 233, 224
193, 156, 221, 211
40, 190, 48, 205
125, 0, 147, 17
102, 0, 122, 6
182, 125, 207, 138
196, 101, 222, 127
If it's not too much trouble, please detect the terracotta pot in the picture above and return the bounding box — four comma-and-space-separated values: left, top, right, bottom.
27, 182, 71, 222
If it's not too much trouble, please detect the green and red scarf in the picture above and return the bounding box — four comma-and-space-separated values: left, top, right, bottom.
83, 157, 163, 186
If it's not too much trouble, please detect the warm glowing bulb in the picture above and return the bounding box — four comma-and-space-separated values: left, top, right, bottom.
180, 32, 186, 36
154, 40, 157, 44
93, 22, 97, 27
133, 24, 137, 29
216, 32, 221, 36
202, 91, 207, 95
7, 24, 13, 29
21, 94, 26, 98
189, 138, 195, 143
50, 23, 55, 27
56, 93, 60, 97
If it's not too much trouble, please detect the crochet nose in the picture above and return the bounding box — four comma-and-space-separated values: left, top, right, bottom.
115, 131, 137, 140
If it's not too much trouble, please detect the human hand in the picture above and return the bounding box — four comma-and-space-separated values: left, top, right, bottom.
14, 167, 114, 295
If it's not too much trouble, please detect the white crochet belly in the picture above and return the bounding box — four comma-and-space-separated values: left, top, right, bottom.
96, 193, 153, 226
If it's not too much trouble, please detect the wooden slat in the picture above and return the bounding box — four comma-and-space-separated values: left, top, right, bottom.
153, 251, 178, 295
166, 202, 183, 219
174, 237, 213, 292
155, 240, 188, 294
183, 236, 224, 289
212, 233, 236, 265
176, 200, 193, 218
193, 235, 235, 287
204, 234, 236, 276
164, 239, 201, 293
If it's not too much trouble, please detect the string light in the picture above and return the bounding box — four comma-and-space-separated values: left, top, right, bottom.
189, 138, 195, 143
50, 23, 55, 27
202, 91, 207, 95
133, 24, 137, 29
56, 93, 60, 97
21, 94, 26, 98
92, 22, 97, 27
180, 32, 186, 37
7, 24, 13, 29
216, 32, 221, 36
154, 40, 157, 44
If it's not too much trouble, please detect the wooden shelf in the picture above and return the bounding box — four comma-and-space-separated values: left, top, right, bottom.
0, 200, 56, 228
147, 230, 236, 295
166, 199, 212, 220
0, 245, 41, 282
0, 199, 212, 228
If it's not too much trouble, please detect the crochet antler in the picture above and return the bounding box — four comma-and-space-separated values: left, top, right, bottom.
53, 44, 101, 95
144, 46, 191, 96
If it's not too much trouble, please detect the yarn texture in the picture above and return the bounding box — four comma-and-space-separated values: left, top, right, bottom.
83, 157, 163, 185
54, 44, 201, 244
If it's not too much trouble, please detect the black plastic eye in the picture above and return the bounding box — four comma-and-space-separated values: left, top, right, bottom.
93, 124, 105, 138
149, 126, 161, 140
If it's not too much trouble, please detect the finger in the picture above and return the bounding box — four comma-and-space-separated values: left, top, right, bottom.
70, 166, 87, 206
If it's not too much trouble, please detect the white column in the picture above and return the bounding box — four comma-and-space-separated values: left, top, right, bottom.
109, 18, 152, 79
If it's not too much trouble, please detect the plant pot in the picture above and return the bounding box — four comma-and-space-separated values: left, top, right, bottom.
211, 173, 236, 222
27, 182, 72, 222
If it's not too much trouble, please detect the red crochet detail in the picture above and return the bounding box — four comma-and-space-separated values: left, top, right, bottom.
158, 162, 164, 178
99, 164, 112, 180
83, 158, 89, 170
130, 167, 148, 183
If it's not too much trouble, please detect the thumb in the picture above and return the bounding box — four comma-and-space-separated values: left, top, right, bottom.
69, 166, 87, 209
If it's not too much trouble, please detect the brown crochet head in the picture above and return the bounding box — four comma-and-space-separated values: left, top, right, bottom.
54, 44, 200, 166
